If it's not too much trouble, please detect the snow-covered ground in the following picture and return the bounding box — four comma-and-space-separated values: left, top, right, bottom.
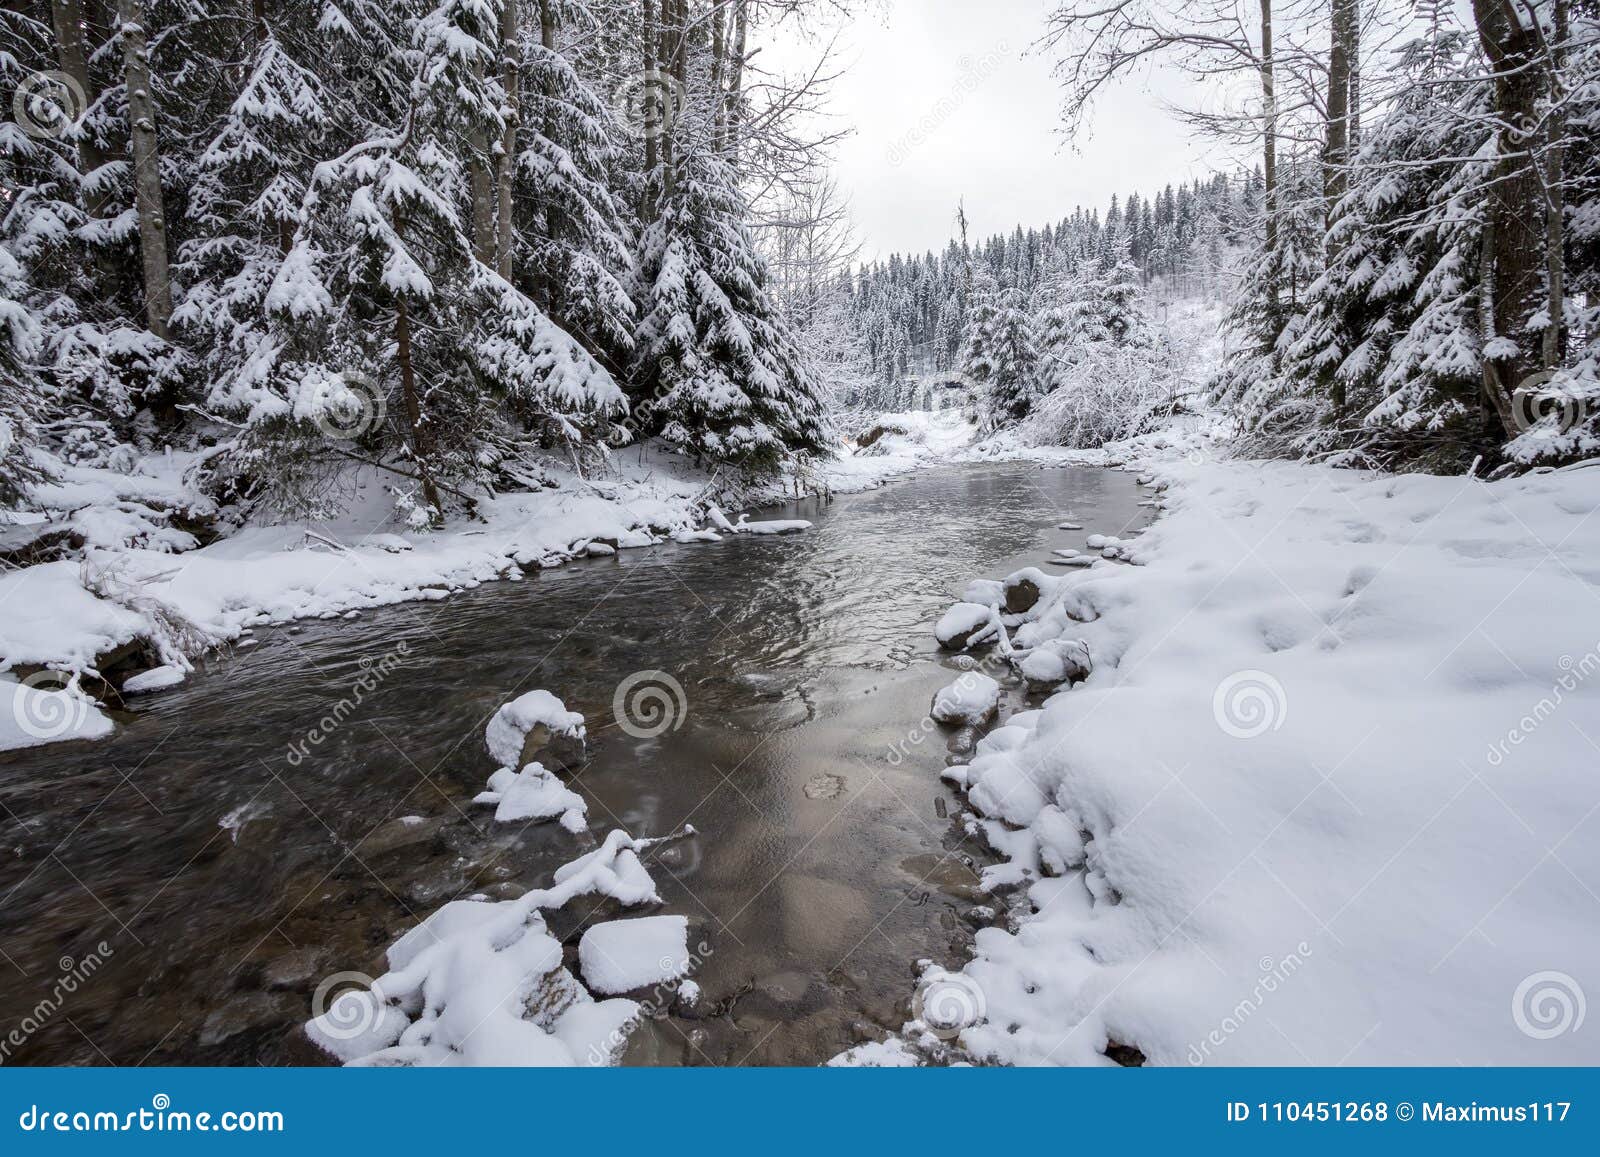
0, 441, 912, 752
840, 450, 1600, 1066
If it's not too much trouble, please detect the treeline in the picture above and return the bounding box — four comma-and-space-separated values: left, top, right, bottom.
846, 173, 1252, 400
0, 0, 832, 526
1045, 0, 1600, 472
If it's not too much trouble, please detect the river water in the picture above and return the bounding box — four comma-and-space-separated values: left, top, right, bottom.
0, 464, 1148, 1066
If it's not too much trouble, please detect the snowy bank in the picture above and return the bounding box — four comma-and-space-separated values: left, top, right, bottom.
0, 445, 856, 751
850, 456, 1600, 1066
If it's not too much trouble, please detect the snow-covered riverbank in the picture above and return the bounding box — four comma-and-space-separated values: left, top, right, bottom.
848, 452, 1600, 1066
0, 443, 915, 751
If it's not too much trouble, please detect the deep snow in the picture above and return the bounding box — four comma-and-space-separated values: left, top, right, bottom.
840, 449, 1600, 1066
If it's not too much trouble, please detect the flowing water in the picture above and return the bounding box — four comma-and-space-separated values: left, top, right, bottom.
0, 463, 1149, 1066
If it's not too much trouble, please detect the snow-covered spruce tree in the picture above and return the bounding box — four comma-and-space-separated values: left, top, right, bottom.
0, 2, 186, 456
0, 9, 70, 501
1264, 30, 1495, 470
1031, 247, 1078, 374
174, 7, 337, 399
0, 208, 48, 504
1212, 156, 1326, 455
632, 145, 829, 469
1089, 227, 1154, 348
513, 0, 635, 366
965, 272, 1039, 428
213, 0, 622, 523
1034, 229, 1152, 389
957, 265, 999, 398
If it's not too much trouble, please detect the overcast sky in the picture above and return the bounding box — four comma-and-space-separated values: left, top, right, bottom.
783, 0, 1222, 261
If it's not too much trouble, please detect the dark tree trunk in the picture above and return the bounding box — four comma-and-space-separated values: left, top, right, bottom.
496, 0, 522, 281
1543, 0, 1568, 370
116, 0, 173, 339
395, 297, 443, 520
641, 0, 657, 219
1471, 0, 1549, 426
1259, 0, 1278, 302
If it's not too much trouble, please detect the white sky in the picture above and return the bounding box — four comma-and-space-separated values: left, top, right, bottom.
780, 0, 1227, 261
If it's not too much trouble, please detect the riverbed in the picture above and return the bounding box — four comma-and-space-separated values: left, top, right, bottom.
0, 463, 1149, 1066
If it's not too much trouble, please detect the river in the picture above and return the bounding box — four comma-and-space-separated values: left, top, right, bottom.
0, 463, 1149, 1066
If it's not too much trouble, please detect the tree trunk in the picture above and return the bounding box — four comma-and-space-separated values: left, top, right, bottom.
1259, 0, 1278, 300
1543, 0, 1568, 370
1348, 0, 1361, 154
468, 90, 495, 267
1471, 0, 1548, 414
395, 297, 443, 521
496, 0, 522, 281
727, 0, 748, 167
116, 0, 173, 339
1479, 217, 1517, 433
641, 0, 657, 219
51, 0, 108, 210
53, 0, 117, 287
658, 0, 680, 197
1324, 0, 1355, 228
710, 0, 727, 154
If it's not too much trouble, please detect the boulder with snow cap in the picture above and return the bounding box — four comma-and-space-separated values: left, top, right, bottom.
1019, 637, 1092, 688
485, 689, 587, 771
1002, 567, 1054, 615
936, 602, 997, 650
931, 672, 1001, 726
960, 578, 1004, 606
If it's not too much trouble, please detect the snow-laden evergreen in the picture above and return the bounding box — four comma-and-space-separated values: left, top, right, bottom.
632, 146, 829, 468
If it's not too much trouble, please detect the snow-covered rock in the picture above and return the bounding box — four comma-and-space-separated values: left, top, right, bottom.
936, 602, 996, 650
474, 763, 587, 832
732, 517, 810, 535
578, 915, 691, 995
121, 664, 187, 695
485, 689, 586, 770
1003, 568, 1051, 614
307, 830, 682, 1067
931, 673, 1001, 726
1018, 637, 1092, 688
0, 677, 114, 751
960, 578, 1004, 606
